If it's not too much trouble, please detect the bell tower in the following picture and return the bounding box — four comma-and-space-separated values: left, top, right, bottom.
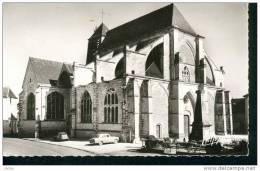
86, 23, 109, 65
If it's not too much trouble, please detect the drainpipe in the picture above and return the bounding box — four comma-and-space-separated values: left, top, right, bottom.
74, 88, 77, 137
41, 87, 42, 120
73, 62, 77, 138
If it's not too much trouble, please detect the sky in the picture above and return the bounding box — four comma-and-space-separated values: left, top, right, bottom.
3, 2, 248, 98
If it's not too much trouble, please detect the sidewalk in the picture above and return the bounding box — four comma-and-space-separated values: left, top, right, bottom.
23, 138, 144, 156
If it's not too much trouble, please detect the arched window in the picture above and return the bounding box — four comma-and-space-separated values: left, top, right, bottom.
47, 92, 64, 120
27, 93, 35, 120
81, 91, 92, 123
104, 88, 119, 123
145, 43, 164, 78
182, 66, 190, 82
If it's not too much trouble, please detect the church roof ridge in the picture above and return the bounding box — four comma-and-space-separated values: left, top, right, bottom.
97, 3, 198, 55
29, 56, 63, 64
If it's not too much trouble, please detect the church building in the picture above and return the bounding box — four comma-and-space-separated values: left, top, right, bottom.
18, 4, 233, 142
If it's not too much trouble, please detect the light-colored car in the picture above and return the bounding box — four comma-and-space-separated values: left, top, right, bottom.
89, 133, 119, 145
55, 132, 69, 141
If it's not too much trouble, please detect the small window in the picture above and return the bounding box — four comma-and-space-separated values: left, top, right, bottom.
182, 66, 190, 82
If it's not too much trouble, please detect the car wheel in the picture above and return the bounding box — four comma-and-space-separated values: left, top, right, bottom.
99, 141, 103, 146
114, 139, 118, 144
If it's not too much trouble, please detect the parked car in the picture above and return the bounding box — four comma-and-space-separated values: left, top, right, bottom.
89, 133, 119, 145
54, 132, 69, 141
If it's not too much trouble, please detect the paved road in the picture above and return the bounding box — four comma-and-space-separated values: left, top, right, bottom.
3, 138, 94, 156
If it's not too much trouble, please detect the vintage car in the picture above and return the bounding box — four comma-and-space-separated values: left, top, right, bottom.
89, 133, 119, 145
54, 132, 69, 141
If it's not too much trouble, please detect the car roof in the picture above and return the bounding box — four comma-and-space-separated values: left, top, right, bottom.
97, 133, 109, 136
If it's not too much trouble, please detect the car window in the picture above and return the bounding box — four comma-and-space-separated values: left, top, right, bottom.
96, 134, 101, 138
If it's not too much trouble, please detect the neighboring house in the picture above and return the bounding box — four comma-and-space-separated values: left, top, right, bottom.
3, 87, 18, 136
231, 94, 249, 135
3, 87, 18, 120
19, 4, 234, 142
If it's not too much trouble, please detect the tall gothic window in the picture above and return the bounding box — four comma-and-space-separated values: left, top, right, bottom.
81, 91, 92, 123
104, 88, 119, 123
47, 92, 64, 120
27, 93, 35, 120
182, 66, 190, 82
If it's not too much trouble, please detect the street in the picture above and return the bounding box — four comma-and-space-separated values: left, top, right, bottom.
3, 137, 165, 156
3, 138, 95, 156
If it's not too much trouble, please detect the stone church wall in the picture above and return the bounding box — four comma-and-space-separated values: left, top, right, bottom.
40, 120, 66, 137
19, 120, 35, 137
74, 62, 95, 86
20, 63, 39, 120
74, 79, 124, 139
150, 80, 169, 138
96, 53, 122, 82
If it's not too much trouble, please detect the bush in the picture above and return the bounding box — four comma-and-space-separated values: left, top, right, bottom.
205, 142, 223, 154
233, 140, 248, 155
143, 135, 165, 150
205, 138, 223, 154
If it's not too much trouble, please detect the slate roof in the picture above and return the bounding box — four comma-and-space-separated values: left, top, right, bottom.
28, 57, 64, 84
62, 63, 74, 75
90, 23, 109, 39
98, 3, 197, 55
3, 87, 17, 99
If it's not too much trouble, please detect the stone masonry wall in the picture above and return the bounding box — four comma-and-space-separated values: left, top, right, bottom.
74, 79, 124, 139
